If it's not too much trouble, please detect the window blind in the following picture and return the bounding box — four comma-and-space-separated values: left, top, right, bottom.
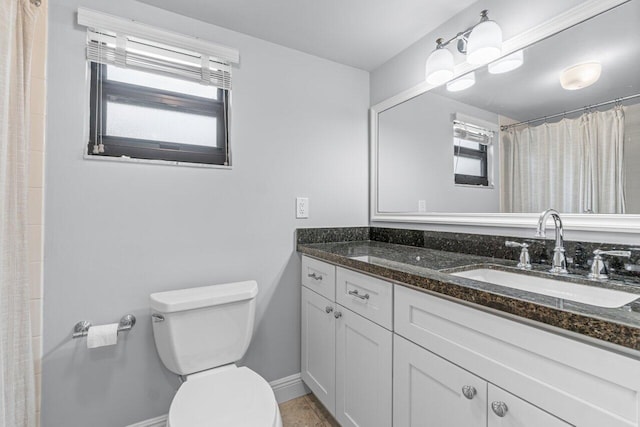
78, 8, 238, 90
453, 120, 494, 145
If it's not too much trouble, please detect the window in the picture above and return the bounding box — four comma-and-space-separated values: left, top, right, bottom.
89, 64, 229, 165
79, 8, 239, 166
453, 120, 494, 186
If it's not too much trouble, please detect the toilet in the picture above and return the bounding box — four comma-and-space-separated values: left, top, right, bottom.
150, 280, 283, 427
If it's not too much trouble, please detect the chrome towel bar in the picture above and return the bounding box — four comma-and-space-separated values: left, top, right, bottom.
72, 314, 136, 339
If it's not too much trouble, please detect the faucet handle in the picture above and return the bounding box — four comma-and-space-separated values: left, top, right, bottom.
505, 241, 529, 248
588, 249, 631, 280
593, 249, 631, 258
505, 241, 531, 270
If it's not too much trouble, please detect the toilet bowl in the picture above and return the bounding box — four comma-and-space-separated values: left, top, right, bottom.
150, 281, 283, 427
167, 366, 282, 427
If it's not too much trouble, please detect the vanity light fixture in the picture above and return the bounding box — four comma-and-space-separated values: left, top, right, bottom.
560, 61, 602, 90
425, 10, 503, 85
488, 50, 524, 74
446, 72, 476, 92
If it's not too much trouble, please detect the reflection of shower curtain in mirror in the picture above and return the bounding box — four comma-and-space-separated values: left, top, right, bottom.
502, 107, 626, 214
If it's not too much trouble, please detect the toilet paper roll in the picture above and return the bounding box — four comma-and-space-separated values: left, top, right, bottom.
87, 323, 119, 349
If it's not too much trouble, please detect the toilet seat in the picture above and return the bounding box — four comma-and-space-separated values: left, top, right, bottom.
168, 366, 280, 427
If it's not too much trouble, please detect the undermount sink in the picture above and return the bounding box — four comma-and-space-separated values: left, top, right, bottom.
451, 268, 639, 308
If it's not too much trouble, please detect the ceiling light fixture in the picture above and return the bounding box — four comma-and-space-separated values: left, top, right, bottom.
425, 10, 503, 85
446, 72, 476, 92
488, 50, 524, 74
560, 61, 602, 90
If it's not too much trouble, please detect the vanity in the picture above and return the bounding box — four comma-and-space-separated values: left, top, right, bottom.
297, 228, 640, 427
299, 0, 640, 425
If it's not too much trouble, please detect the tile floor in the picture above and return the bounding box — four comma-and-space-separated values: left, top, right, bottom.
279, 393, 339, 426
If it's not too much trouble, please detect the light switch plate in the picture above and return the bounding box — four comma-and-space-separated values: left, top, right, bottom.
296, 197, 309, 218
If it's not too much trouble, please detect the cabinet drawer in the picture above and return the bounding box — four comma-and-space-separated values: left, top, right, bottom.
301, 256, 336, 300
336, 267, 392, 330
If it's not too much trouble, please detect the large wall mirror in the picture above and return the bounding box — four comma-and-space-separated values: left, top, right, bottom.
371, 0, 640, 234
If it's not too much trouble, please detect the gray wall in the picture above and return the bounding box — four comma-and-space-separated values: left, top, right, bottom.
624, 103, 640, 213
43, 1, 369, 426
378, 91, 500, 213
370, 0, 587, 105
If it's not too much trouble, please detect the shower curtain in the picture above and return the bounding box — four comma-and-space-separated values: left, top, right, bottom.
0, 0, 39, 425
502, 107, 626, 214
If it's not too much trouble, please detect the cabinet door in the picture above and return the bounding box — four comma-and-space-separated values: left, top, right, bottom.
301, 287, 336, 414
394, 335, 487, 427
488, 384, 572, 427
336, 306, 392, 427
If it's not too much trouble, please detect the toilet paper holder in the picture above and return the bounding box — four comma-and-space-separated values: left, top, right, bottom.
72, 314, 136, 339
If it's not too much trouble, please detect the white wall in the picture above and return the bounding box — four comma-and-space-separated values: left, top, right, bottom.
378, 91, 500, 213
42, 1, 369, 425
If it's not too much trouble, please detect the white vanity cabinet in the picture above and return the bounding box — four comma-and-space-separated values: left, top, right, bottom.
301, 256, 393, 427
394, 284, 640, 427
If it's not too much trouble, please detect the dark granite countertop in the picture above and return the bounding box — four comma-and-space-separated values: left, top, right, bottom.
298, 240, 640, 353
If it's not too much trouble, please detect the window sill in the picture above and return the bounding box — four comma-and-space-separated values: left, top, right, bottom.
454, 183, 495, 190
83, 153, 232, 170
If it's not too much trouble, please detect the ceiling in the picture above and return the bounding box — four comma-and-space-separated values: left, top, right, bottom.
431, 0, 640, 122
136, 0, 478, 71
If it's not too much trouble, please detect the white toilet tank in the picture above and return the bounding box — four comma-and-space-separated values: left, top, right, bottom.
150, 281, 258, 376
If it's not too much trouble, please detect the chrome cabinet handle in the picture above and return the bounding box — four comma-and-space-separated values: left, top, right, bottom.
307, 272, 323, 281
151, 313, 165, 323
461, 385, 476, 400
325, 306, 333, 314
334, 311, 342, 319
491, 401, 508, 417
348, 289, 370, 300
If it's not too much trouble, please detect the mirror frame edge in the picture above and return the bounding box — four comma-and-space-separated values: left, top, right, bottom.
369, 0, 638, 235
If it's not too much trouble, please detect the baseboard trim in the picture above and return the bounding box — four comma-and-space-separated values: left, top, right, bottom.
126, 373, 308, 426
126, 414, 168, 427
270, 372, 310, 404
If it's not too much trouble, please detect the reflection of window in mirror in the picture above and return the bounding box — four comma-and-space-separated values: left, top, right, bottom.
453, 120, 494, 187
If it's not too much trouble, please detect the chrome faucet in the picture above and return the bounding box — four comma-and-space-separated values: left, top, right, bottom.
536, 209, 568, 274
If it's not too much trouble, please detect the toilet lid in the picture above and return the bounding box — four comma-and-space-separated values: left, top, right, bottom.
169, 366, 278, 427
